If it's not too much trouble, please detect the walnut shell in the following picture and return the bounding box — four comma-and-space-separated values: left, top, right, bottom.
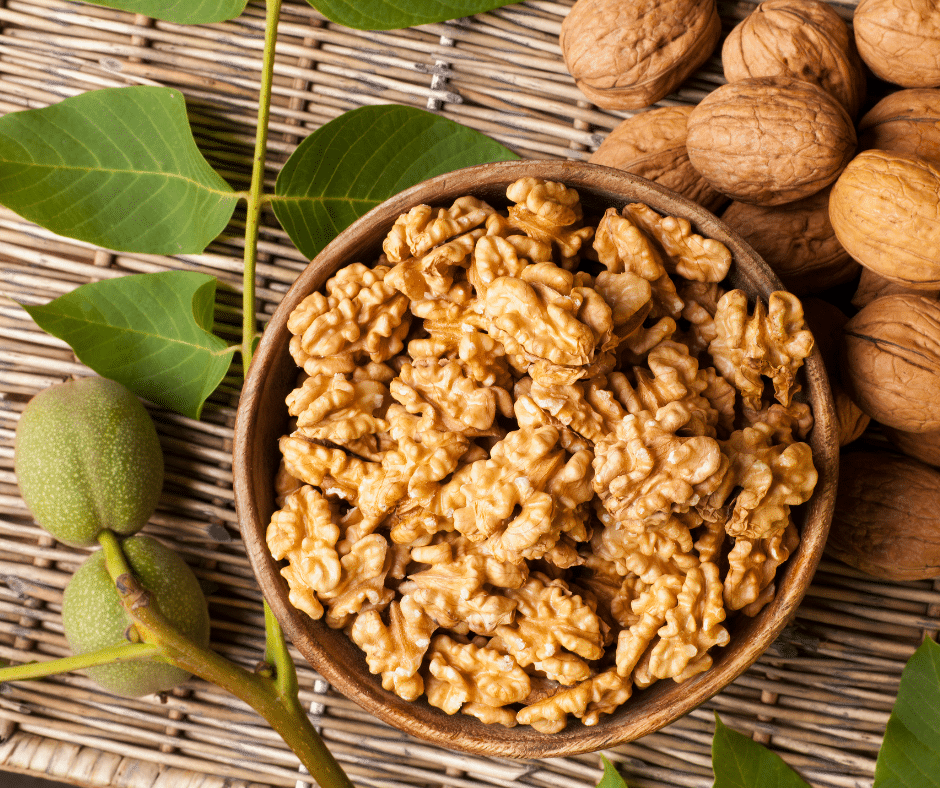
801, 297, 869, 446
829, 149, 940, 289
720, 186, 858, 295
884, 426, 940, 468
857, 89, 940, 164
686, 75, 856, 206
559, 0, 721, 110
854, 0, 940, 88
842, 293, 940, 432
851, 267, 940, 310
827, 450, 940, 581
723, 0, 866, 118
589, 106, 726, 212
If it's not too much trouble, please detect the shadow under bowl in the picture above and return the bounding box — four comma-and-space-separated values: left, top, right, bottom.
233, 160, 839, 759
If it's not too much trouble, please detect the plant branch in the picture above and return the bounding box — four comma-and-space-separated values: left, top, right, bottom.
241, 0, 283, 371
0, 642, 161, 683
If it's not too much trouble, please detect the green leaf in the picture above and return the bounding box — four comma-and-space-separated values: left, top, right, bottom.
308, 0, 517, 30
0, 86, 238, 255
21, 271, 235, 420
874, 638, 940, 788
85, 0, 248, 24
271, 104, 519, 260
712, 714, 811, 788
597, 756, 630, 788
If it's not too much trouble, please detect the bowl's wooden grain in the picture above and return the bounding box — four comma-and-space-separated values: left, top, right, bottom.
233, 160, 839, 759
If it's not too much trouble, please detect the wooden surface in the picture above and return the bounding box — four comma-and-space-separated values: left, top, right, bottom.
1, 1, 938, 787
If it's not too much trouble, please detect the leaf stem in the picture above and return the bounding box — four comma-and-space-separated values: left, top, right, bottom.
113, 570, 352, 788
241, 0, 282, 371
0, 642, 161, 683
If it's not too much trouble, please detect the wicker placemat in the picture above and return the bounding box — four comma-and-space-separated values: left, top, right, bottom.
1, 1, 937, 786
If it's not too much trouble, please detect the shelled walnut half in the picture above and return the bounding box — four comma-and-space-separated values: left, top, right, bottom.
266, 178, 818, 733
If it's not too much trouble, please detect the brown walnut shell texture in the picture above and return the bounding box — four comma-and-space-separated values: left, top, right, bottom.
686, 75, 856, 206
842, 293, 940, 433
827, 451, 940, 581
589, 106, 727, 212
857, 88, 940, 164
720, 186, 857, 295
829, 149, 940, 289
722, 0, 866, 118
801, 298, 869, 446
885, 425, 940, 468
559, 0, 721, 110
852, 267, 940, 310
854, 0, 940, 88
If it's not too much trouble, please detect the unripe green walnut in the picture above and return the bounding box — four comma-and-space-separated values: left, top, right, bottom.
14, 376, 164, 547
62, 535, 211, 697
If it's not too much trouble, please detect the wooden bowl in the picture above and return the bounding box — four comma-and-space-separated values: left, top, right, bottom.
233, 160, 839, 759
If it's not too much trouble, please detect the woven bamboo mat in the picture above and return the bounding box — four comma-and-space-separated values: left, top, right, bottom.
1, 0, 937, 786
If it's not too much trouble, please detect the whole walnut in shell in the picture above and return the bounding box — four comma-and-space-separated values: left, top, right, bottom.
559, 0, 721, 110
854, 0, 940, 88
589, 106, 727, 212
826, 450, 940, 581
852, 267, 940, 310
842, 294, 940, 433
857, 89, 940, 164
686, 76, 856, 206
722, 0, 866, 118
829, 149, 940, 289
720, 186, 858, 295
884, 426, 940, 468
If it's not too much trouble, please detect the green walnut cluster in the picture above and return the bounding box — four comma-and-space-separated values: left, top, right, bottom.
15, 376, 210, 698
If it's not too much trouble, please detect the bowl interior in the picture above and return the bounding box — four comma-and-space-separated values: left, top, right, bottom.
233, 160, 839, 759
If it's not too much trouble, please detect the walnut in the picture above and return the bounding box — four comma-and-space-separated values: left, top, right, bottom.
589, 106, 727, 212
390, 357, 511, 435
829, 149, 940, 289
592, 401, 728, 527
842, 294, 940, 432
493, 574, 606, 683
425, 634, 531, 726
559, 0, 721, 110
854, 0, 940, 88
383, 196, 494, 262
885, 426, 940, 468
858, 89, 940, 164
349, 595, 437, 701
647, 562, 729, 682
852, 267, 940, 310
288, 263, 411, 375
318, 533, 394, 629
724, 522, 800, 616
505, 177, 594, 264
709, 289, 814, 410
267, 486, 342, 621
385, 229, 483, 301
719, 425, 817, 540
722, 0, 866, 118
516, 668, 632, 733
686, 76, 857, 206
594, 208, 683, 319
826, 451, 940, 580
720, 187, 858, 296
621, 202, 732, 284
475, 263, 609, 384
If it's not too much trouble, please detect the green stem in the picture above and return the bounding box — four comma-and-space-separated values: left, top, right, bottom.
0, 642, 161, 683
241, 0, 282, 371
98, 531, 352, 788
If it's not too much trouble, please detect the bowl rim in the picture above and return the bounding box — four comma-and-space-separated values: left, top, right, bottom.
233, 159, 839, 758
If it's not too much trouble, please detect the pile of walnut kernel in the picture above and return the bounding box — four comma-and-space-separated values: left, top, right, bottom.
266, 177, 819, 734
